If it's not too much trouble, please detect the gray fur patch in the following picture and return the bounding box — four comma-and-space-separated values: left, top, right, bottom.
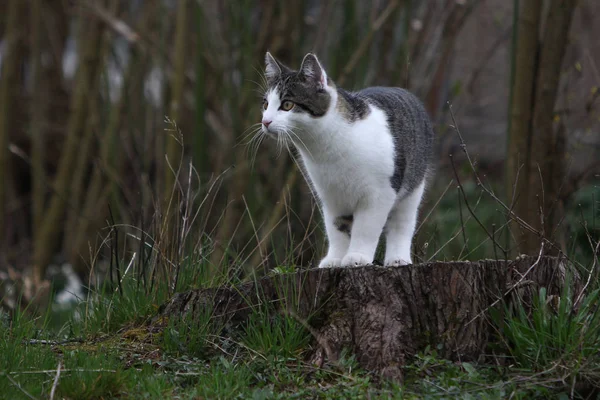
358, 87, 434, 193
333, 215, 353, 237
336, 89, 370, 122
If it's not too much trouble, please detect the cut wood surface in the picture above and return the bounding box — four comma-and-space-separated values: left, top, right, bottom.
156, 256, 576, 380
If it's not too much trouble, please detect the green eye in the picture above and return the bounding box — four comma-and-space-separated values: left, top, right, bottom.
281, 101, 294, 111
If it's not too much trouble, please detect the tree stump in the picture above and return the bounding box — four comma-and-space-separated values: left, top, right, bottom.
156, 256, 577, 381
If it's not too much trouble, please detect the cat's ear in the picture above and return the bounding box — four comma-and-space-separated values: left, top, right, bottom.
265, 52, 283, 82
299, 53, 328, 89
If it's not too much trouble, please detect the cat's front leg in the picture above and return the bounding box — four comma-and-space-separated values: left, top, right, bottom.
341, 196, 395, 267
318, 207, 351, 268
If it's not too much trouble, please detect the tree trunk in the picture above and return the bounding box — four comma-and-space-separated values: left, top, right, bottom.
529, 0, 576, 252
32, 7, 104, 284
156, 256, 577, 381
0, 0, 24, 254
29, 0, 45, 239
506, 0, 542, 255
506, 0, 577, 256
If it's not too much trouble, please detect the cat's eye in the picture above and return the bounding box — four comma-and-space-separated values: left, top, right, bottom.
262, 100, 268, 110
281, 101, 294, 111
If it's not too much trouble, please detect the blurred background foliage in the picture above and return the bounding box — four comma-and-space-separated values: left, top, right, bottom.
0, 0, 598, 309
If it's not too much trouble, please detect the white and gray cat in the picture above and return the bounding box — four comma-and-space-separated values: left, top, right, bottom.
260, 52, 434, 268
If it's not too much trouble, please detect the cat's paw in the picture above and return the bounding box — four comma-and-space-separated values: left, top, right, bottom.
341, 252, 372, 267
318, 257, 342, 268
384, 258, 412, 267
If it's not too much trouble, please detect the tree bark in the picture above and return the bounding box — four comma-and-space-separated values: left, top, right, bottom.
0, 0, 24, 254
506, 0, 542, 256
32, 7, 104, 284
506, 0, 577, 256
156, 256, 577, 381
29, 0, 46, 239
529, 0, 576, 253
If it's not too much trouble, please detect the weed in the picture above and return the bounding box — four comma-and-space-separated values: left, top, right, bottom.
125, 364, 174, 399
497, 285, 600, 375
80, 274, 168, 335
242, 310, 311, 359
162, 307, 220, 358
191, 357, 254, 399
57, 350, 127, 399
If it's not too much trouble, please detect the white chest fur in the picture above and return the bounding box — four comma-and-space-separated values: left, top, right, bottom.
296, 105, 396, 212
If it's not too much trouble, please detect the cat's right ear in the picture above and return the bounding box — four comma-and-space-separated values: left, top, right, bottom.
265, 52, 282, 82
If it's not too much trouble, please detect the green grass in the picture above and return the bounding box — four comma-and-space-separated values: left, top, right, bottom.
0, 180, 598, 399
162, 307, 221, 358
242, 310, 310, 359
491, 282, 600, 393
1, 291, 600, 398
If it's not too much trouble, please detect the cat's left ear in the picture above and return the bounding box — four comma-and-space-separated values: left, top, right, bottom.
265, 52, 282, 82
299, 53, 328, 89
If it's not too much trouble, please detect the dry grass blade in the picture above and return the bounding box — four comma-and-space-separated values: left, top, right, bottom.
49, 360, 62, 400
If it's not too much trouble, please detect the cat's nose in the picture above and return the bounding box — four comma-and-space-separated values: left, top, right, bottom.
262, 119, 272, 128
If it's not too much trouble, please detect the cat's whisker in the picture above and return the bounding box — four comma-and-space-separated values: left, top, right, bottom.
238, 124, 263, 147
252, 65, 269, 85
246, 131, 263, 160
239, 122, 263, 137
282, 129, 295, 149
287, 128, 314, 160
239, 131, 260, 148
275, 131, 284, 158
247, 78, 267, 92
242, 129, 264, 148
249, 133, 265, 168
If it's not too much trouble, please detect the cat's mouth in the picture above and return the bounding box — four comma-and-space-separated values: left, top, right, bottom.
261, 125, 278, 138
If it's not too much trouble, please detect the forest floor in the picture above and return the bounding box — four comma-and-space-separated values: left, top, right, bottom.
2, 258, 600, 400
1, 181, 598, 399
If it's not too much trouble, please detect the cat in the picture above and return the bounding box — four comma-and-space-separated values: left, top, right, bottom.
260, 52, 434, 268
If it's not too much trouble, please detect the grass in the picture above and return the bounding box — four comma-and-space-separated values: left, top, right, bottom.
0, 181, 598, 398
491, 281, 600, 393
162, 307, 221, 358
242, 310, 310, 359
2, 284, 600, 399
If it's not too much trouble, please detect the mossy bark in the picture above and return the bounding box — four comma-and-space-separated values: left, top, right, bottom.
156, 256, 576, 381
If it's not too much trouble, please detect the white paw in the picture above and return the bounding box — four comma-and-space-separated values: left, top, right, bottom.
318, 257, 342, 268
384, 258, 412, 267
341, 252, 372, 267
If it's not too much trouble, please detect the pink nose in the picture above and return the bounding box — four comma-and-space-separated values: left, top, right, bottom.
262, 119, 272, 128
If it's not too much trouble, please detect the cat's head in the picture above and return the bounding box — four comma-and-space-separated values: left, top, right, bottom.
261, 52, 333, 136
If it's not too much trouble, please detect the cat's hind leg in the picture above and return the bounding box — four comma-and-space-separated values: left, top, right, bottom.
384, 181, 426, 266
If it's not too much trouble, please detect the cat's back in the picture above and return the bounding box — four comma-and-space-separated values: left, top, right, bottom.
358, 87, 428, 124
356, 86, 433, 140
355, 86, 434, 191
